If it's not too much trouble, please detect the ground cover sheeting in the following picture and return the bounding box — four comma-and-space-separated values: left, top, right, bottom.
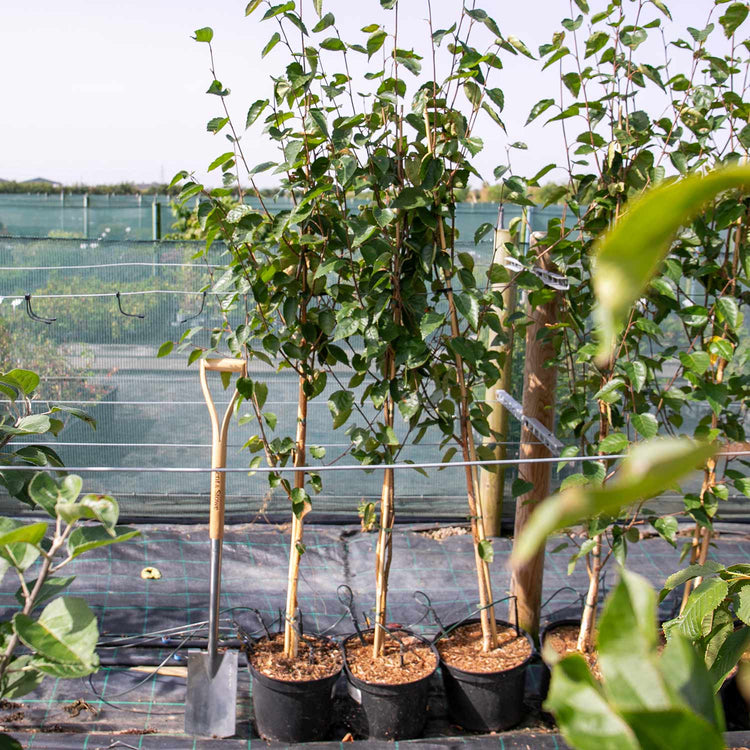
2, 521, 749, 746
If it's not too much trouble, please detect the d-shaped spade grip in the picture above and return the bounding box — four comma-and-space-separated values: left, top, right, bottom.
199, 358, 247, 541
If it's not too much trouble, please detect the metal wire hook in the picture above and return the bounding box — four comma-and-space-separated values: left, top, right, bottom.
115, 291, 145, 318
24, 294, 55, 324
251, 608, 272, 640
412, 590, 448, 638
180, 291, 206, 324
337, 584, 366, 645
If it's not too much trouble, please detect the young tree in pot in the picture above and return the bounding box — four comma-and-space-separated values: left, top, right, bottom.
166, 11, 386, 739
509, 0, 750, 660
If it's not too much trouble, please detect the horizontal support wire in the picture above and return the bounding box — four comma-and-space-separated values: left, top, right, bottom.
0, 263, 221, 271
1, 451, 748, 473
0, 290, 208, 300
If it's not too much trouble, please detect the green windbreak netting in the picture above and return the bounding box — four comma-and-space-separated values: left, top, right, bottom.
0, 201, 746, 522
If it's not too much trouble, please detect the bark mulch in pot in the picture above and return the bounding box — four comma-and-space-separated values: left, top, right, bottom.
437, 623, 532, 673
247, 634, 342, 681
345, 630, 437, 684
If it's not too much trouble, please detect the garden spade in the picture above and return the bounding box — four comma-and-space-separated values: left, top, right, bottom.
185, 357, 246, 737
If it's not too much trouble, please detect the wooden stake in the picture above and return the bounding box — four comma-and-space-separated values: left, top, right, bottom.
509, 234, 560, 641
479, 227, 516, 537
284, 373, 310, 659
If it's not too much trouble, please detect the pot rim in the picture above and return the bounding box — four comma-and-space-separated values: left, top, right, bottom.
342, 627, 439, 688
436, 618, 536, 678
247, 632, 344, 687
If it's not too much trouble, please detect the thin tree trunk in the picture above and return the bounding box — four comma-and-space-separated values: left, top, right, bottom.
576, 536, 601, 653
437, 216, 498, 652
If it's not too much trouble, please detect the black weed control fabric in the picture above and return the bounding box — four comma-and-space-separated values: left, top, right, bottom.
3, 521, 750, 748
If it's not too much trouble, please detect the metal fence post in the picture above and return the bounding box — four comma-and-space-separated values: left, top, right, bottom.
152, 201, 162, 241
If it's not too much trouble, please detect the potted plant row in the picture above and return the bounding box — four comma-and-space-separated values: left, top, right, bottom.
169, 0, 543, 741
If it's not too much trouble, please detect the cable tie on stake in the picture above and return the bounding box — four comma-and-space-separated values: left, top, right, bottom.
25, 294, 55, 324
502, 256, 570, 291
495, 389, 563, 456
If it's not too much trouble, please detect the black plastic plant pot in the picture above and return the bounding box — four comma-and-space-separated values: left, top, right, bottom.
538, 617, 581, 703
248, 640, 343, 743
343, 629, 439, 741
438, 618, 535, 733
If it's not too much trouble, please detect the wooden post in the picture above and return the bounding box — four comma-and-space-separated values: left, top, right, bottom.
479, 227, 516, 537
509, 233, 560, 640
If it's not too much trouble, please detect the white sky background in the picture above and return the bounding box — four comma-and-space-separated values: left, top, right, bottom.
0, 1, 727, 188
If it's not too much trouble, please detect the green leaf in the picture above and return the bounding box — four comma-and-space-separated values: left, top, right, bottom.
455, 294, 479, 331
0, 521, 47, 548
545, 653, 640, 750
2, 655, 44, 700
585, 30, 609, 58
367, 29, 387, 58
320, 36, 346, 51
193, 27, 214, 43
720, 2, 748, 37
653, 516, 678, 546
679, 351, 710, 374
597, 570, 669, 710
592, 165, 750, 363
291, 487, 310, 519
526, 98, 555, 125
679, 578, 729, 640
310, 445, 326, 459
262, 32, 281, 57
5, 369, 40, 396
13, 597, 98, 668
661, 562, 724, 596
246, 99, 269, 128
621, 707, 724, 750
734, 581, 750, 625
67, 526, 140, 559
312, 12, 335, 32
313, 0, 323, 17
50, 405, 96, 430
29, 473, 65, 517
56, 495, 119, 533
512, 438, 715, 565
16, 575, 77, 609
623, 360, 647, 392
477, 539, 494, 563
13, 414, 52, 435
632, 412, 658, 439
599, 433, 628, 454
157, 341, 173, 358
708, 627, 750, 692
716, 296, 739, 330
208, 151, 235, 172
327, 390, 354, 430
420, 312, 444, 338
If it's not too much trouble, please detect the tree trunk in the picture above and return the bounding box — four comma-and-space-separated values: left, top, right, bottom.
509, 235, 560, 641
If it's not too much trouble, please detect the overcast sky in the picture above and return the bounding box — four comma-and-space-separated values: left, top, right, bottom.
0, 1, 722, 187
